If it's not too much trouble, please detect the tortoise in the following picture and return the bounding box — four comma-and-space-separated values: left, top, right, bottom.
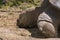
17, 0, 60, 38
37, 0, 60, 37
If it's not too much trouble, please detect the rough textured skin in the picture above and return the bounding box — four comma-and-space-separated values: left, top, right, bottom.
37, 21, 56, 37
17, 7, 41, 28
37, 0, 60, 37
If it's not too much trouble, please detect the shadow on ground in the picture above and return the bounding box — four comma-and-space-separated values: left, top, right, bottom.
26, 28, 44, 38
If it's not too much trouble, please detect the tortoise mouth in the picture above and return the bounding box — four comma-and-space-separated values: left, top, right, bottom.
49, 0, 60, 9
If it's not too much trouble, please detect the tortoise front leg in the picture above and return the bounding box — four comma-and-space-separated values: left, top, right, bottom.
37, 21, 57, 38
37, 12, 58, 38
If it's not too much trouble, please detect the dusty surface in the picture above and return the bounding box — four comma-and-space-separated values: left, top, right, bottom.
0, 8, 60, 40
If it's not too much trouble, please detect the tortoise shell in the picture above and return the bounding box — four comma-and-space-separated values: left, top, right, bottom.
49, 0, 60, 9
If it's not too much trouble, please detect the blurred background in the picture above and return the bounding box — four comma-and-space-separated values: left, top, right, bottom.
0, 0, 41, 10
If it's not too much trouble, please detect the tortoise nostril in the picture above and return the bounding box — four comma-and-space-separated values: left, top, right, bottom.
19, 23, 23, 28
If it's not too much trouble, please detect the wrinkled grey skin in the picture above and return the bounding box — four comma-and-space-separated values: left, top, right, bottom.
17, 7, 41, 28
37, 0, 60, 37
